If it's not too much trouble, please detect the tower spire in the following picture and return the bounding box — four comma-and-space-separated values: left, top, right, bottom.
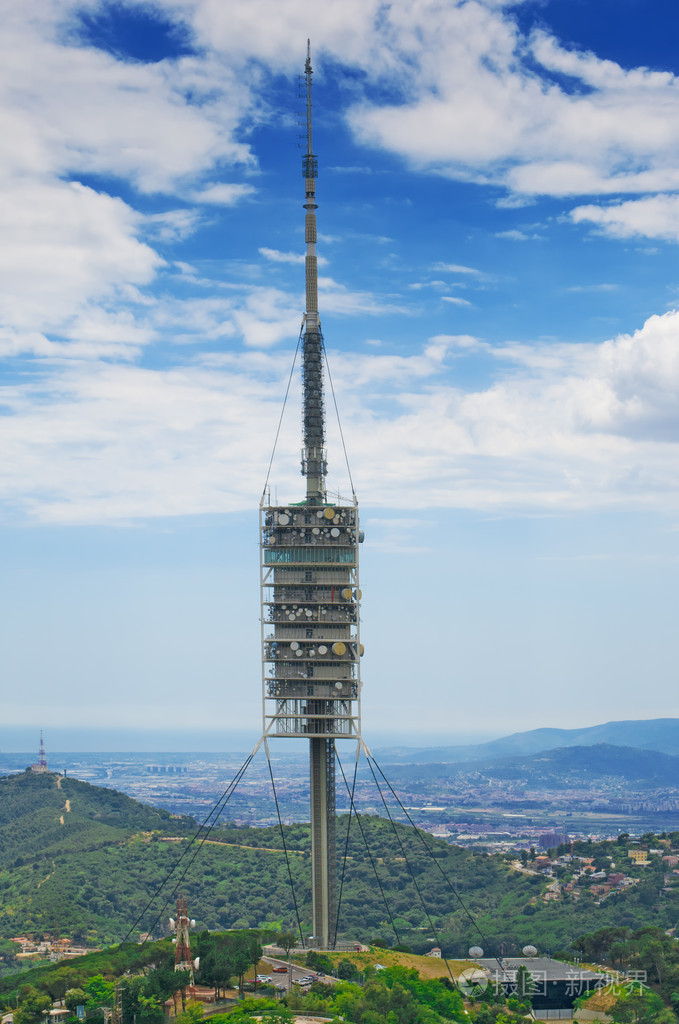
301, 40, 326, 502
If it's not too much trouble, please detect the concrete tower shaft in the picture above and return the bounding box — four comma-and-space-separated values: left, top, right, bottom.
259, 42, 363, 949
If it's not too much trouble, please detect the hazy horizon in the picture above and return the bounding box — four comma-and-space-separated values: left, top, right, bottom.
3, 716, 677, 754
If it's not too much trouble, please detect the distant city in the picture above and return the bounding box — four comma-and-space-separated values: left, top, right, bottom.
2, 732, 678, 852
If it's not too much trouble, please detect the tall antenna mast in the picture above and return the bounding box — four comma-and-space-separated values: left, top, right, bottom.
259, 40, 363, 951
301, 39, 326, 502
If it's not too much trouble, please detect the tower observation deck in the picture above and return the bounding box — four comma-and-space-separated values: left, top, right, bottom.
259, 42, 363, 948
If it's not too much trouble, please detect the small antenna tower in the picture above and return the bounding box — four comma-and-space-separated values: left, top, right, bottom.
38, 731, 47, 770
170, 895, 198, 984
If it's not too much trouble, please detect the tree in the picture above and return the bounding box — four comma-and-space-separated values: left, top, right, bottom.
337, 960, 358, 981
173, 1002, 204, 1024
514, 966, 534, 1005
277, 932, 297, 957
65, 990, 87, 1014
83, 976, 114, 1012
15, 986, 51, 1024
248, 937, 263, 989
135, 995, 164, 1024
212, 947, 237, 998
306, 951, 332, 973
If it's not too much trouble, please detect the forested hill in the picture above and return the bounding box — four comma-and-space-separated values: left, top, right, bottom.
0, 771, 187, 872
1, 772, 678, 959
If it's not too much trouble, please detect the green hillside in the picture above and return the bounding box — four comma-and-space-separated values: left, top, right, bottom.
0, 771, 181, 868
1, 771, 678, 957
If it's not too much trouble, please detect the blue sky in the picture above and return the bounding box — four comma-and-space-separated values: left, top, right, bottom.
2, 0, 679, 752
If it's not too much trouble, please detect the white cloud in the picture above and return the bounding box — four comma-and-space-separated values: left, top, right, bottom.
318, 277, 406, 317
2, 1, 679, 525
5, 309, 679, 523
145, 209, 201, 242
260, 248, 305, 264
565, 284, 618, 294
495, 229, 540, 241
0, 181, 161, 336
570, 194, 679, 242
260, 247, 329, 267
316, 2, 679, 198
193, 183, 256, 205
0, 14, 254, 194
432, 263, 483, 275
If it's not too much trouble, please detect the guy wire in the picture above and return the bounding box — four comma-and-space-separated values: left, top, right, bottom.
331, 740, 360, 947
262, 327, 302, 498
368, 754, 511, 982
322, 338, 356, 500
121, 750, 254, 946
365, 756, 457, 988
335, 747, 401, 947
265, 739, 306, 948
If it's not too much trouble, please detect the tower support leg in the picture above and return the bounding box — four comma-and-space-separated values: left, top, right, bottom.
310, 737, 336, 948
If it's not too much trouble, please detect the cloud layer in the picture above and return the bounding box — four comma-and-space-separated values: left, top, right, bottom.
2, 0, 679, 525
3, 309, 679, 523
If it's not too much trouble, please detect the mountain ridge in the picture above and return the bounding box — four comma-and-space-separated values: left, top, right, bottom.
374, 718, 679, 763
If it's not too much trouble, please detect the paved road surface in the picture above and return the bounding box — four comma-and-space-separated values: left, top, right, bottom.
261, 957, 335, 991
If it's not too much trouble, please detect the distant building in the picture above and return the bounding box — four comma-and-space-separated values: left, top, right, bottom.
538, 832, 570, 849
628, 849, 650, 864
474, 957, 608, 1016
426, 947, 442, 958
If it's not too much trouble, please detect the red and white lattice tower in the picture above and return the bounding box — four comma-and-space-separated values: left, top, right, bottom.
170, 896, 196, 983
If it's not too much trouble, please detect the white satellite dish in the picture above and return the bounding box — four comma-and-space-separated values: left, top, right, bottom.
469, 946, 484, 958
522, 945, 538, 957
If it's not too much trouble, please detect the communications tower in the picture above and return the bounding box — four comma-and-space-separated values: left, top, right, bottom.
169, 896, 197, 982
260, 42, 363, 949
30, 731, 48, 773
